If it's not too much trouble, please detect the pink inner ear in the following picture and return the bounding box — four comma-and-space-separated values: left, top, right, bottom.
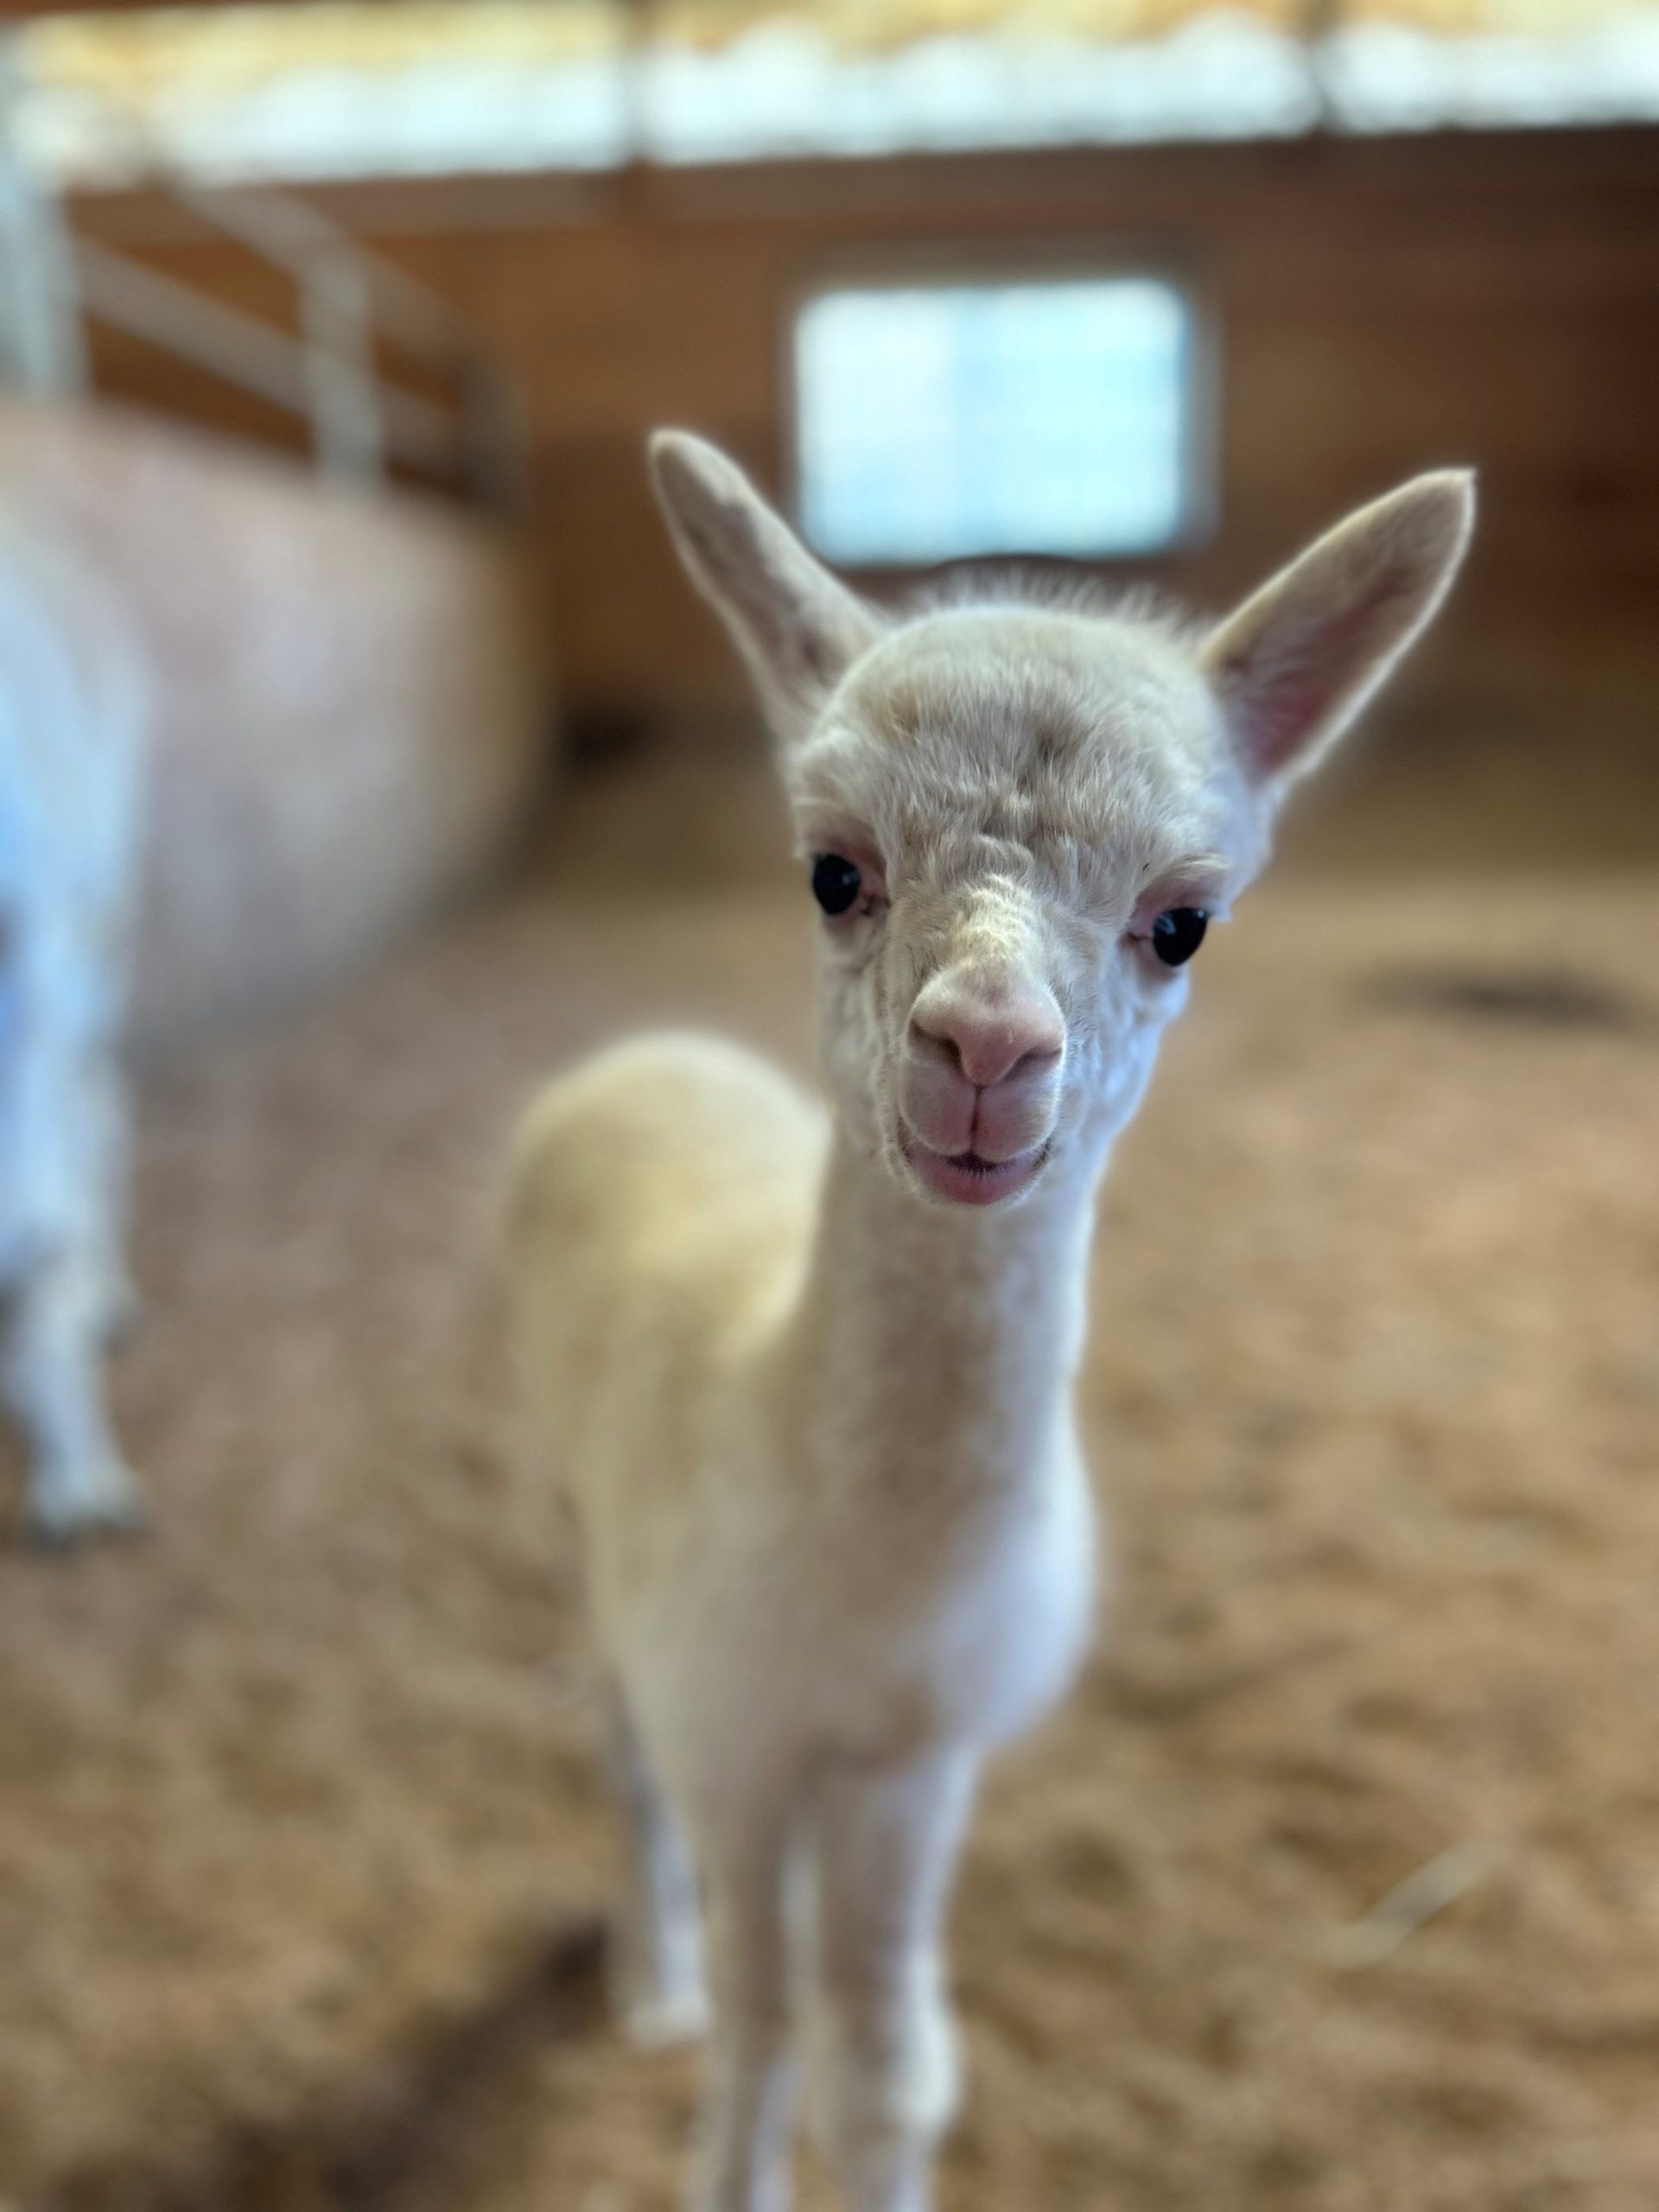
1227, 557, 1419, 777
1240, 664, 1339, 773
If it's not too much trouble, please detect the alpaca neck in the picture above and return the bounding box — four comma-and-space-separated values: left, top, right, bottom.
782, 1130, 1109, 1491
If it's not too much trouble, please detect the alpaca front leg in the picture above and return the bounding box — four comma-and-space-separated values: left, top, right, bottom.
6, 1252, 142, 1545
693, 1811, 798, 2212
809, 1751, 978, 2212
81, 1050, 140, 1342
606, 1688, 709, 2048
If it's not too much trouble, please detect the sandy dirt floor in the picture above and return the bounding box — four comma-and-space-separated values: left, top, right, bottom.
2, 741, 1656, 2212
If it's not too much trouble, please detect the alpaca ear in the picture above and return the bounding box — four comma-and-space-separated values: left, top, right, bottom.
1202, 471, 1475, 786
649, 429, 880, 748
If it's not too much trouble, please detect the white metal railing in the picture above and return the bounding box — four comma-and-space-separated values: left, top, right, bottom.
0, 44, 525, 513
67, 188, 526, 507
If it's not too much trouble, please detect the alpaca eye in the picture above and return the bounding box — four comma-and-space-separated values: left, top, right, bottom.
811, 854, 862, 917
1151, 908, 1208, 967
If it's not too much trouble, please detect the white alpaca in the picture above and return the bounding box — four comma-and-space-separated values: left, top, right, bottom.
510, 434, 1472, 2212
0, 520, 147, 1545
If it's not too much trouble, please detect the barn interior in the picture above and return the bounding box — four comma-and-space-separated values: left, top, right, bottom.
1, 6, 1656, 2210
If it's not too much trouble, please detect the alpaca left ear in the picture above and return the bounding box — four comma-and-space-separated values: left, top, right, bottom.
1203, 471, 1475, 786
649, 429, 880, 751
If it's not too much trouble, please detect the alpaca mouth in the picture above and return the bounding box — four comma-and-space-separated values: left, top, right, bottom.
899, 1128, 1050, 1208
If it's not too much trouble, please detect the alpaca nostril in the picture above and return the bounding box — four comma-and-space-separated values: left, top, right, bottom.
909, 999, 1065, 1091
1009, 1039, 1065, 1079
908, 1014, 963, 1076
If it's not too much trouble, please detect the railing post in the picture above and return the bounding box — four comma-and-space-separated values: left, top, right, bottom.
458, 360, 531, 517
0, 32, 87, 397
300, 249, 384, 485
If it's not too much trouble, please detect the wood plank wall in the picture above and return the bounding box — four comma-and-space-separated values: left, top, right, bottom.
73, 128, 1659, 756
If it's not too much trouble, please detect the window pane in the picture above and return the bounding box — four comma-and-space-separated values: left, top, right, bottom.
1326, 1, 1659, 131
795, 278, 1197, 567
14, 2, 1659, 189
641, 3, 1317, 161
13, 4, 632, 189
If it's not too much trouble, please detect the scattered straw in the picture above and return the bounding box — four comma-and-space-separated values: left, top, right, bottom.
1334, 1839, 1504, 1970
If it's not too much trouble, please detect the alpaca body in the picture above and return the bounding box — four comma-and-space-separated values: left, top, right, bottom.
509, 430, 1472, 2212
512, 1031, 1099, 1810
0, 518, 147, 1544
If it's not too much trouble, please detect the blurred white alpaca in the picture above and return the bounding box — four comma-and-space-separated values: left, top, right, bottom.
512, 434, 1473, 2212
0, 518, 147, 1544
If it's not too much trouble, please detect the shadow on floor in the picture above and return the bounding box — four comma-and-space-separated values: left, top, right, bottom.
1358, 963, 1656, 1033
41, 1919, 609, 2212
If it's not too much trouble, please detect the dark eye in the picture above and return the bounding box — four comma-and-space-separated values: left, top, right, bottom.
1151, 908, 1208, 968
811, 853, 862, 917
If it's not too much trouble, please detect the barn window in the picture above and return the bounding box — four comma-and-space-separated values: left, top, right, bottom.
791, 275, 1204, 569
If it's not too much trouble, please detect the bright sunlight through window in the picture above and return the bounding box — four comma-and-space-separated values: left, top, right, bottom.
794, 276, 1200, 568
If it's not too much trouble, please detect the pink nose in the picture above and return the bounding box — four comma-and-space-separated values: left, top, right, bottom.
910, 981, 1065, 1090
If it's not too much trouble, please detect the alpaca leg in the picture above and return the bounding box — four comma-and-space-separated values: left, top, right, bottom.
808, 1751, 978, 2212
82, 1052, 139, 1342
7, 1251, 142, 1545
606, 1688, 709, 2048
692, 1804, 798, 2212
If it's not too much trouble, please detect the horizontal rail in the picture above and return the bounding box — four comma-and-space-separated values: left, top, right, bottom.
0, 35, 526, 513
168, 180, 489, 367
71, 237, 462, 477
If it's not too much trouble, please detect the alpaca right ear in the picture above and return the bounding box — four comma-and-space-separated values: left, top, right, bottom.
650, 430, 880, 749
1202, 470, 1475, 788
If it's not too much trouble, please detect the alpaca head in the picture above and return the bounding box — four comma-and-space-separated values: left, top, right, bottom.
652, 431, 1472, 1211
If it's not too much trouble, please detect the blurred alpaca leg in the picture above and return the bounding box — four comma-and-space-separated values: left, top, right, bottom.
6, 1249, 141, 1544
607, 1688, 710, 2048
694, 1805, 798, 2212
808, 1753, 976, 2212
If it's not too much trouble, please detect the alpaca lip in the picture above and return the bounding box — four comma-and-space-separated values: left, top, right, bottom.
900, 1128, 1049, 1208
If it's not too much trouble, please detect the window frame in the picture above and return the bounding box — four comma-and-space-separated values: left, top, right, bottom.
779, 243, 1220, 579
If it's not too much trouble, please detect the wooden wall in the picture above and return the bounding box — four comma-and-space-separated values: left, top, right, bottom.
75, 127, 1659, 757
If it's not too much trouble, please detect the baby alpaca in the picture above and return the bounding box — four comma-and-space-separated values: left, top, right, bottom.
510, 434, 1472, 2212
